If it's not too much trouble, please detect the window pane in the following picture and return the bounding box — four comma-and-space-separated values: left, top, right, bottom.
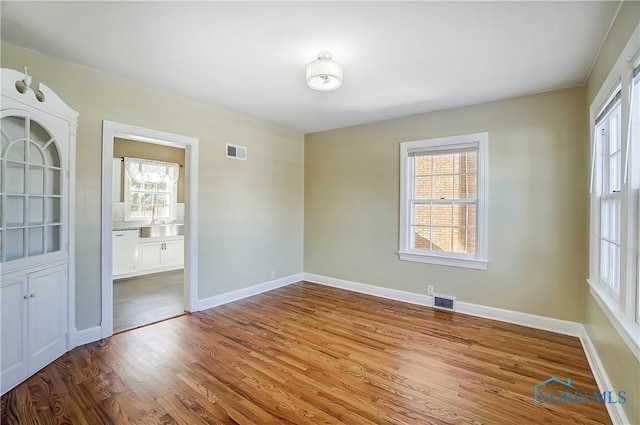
431, 227, 452, 252
413, 204, 431, 226
44, 142, 60, 167
28, 227, 44, 256
46, 197, 60, 223
414, 177, 431, 199
46, 169, 61, 195
6, 196, 24, 227
29, 121, 51, 147
28, 143, 44, 165
432, 204, 452, 227
129, 192, 154, 219
6, 140, 25, 162
609, 110, 620, 154
28, 197, 44, 225
155, 194, 171, 218
413, 226, 431, 250
6, 162, 25, 194
600, 240, 610, 283
433, 174, 454, 199
414, 156, 432, 176
47, 225, 60, 253
466, 228, 476, 254
452, 228, 476, 255
5, 229, 24, 261
432, 154, 454, 175
600, 199, 609, 240
28, 166, 45, 194
611, 152, 621, 193
453, 204, 474, 227
1, 117, 26, 145
454, 174, 477, 199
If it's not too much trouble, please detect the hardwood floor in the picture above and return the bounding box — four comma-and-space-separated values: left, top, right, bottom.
1, 282, 611, 424
113, 270, 184, 332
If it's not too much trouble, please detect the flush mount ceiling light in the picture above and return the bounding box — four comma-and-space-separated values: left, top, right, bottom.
306, 51, 343, 91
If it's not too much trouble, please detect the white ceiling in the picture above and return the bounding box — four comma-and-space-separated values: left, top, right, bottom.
1, 1, 621, 133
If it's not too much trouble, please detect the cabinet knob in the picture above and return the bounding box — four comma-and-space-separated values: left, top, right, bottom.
24, 295, 29, 299
30, 293, 36, 298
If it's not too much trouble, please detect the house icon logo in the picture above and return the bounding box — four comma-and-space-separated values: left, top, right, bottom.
531, 377, 575, 406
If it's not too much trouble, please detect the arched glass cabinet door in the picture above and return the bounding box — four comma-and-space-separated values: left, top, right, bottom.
1, 114, 63, 264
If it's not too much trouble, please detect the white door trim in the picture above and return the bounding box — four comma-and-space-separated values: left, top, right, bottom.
100, 121, 199, 338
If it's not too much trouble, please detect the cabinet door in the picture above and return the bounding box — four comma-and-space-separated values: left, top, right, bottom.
138, 242, 164, 272
28, 264, 67, 373
164, 239, 184, 268
0, 273, 29, 394
113, 230, 138, 277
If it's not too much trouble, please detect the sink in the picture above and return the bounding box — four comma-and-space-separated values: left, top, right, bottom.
139, 224, 184, 238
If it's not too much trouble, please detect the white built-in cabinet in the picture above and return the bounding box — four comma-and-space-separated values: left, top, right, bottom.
138, 237, 184, 273
112, 229, 184, 279
0, 68, 77, 395
116, 234, 184, 277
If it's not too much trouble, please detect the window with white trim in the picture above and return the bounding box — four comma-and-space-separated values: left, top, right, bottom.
588, 25, 640, 358
632, 65, 640, 325
595, 91, 622, 296
123, 157, 179, 222
399, 133, 488, 270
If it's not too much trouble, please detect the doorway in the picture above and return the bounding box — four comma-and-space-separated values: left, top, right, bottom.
101, 121, 199, 338
111, 138, 186, 332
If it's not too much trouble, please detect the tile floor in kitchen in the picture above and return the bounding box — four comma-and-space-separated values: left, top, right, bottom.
113, 269, 184, 332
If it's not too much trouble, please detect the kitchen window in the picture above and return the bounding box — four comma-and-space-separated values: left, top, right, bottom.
398, 132, 488, 269
123, 157, 179, 222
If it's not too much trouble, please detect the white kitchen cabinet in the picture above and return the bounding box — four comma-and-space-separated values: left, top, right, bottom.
1, 264, 66, 394
112, 230, 138, 278
138, 237, 184, 274
163, 239, 185, 268
138, 240, 165, 273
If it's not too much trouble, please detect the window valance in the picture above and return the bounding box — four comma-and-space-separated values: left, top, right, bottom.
124, 157, 179, 184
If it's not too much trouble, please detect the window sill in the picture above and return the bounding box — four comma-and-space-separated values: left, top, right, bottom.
398, 251, 488, 270
586, 278, 640, 362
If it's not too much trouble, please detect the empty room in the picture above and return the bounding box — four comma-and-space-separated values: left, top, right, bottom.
0, 1, 639, 424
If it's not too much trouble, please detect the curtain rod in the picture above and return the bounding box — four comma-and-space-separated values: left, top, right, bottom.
118, 157, 183, 167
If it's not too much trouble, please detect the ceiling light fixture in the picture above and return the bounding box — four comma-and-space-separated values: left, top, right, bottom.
306, 51, 343, 91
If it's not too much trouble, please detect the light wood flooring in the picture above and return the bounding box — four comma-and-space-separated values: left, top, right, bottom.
113, 270, 184, 332
1, 282, 611, 424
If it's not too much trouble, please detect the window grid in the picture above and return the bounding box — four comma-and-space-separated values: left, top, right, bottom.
410, 151, 478, 255
598, 102, 622, 295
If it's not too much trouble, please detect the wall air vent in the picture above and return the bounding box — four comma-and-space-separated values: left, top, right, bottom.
226, 143, 247, 160
433, 294, 456, 312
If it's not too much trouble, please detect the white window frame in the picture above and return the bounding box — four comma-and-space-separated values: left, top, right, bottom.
123, 168, 177, 222
398, 132, 489, 270
588, 24, 640, 361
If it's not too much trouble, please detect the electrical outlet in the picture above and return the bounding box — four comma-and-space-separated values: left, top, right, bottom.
271, 271, 276, 279
427, 285, 434, 296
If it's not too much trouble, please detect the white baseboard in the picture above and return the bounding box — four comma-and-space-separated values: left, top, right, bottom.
456, 301, 582, 337
580, 328, 631, 425
303, 273, 582, 337
198, 273, 303, 311
74, 326, 103, 347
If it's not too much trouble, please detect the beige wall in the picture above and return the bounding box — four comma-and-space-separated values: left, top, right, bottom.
114, 137, 186, 203
1, 42, 305, 330
584, 2, 640, 424
305, 86, 588, 322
